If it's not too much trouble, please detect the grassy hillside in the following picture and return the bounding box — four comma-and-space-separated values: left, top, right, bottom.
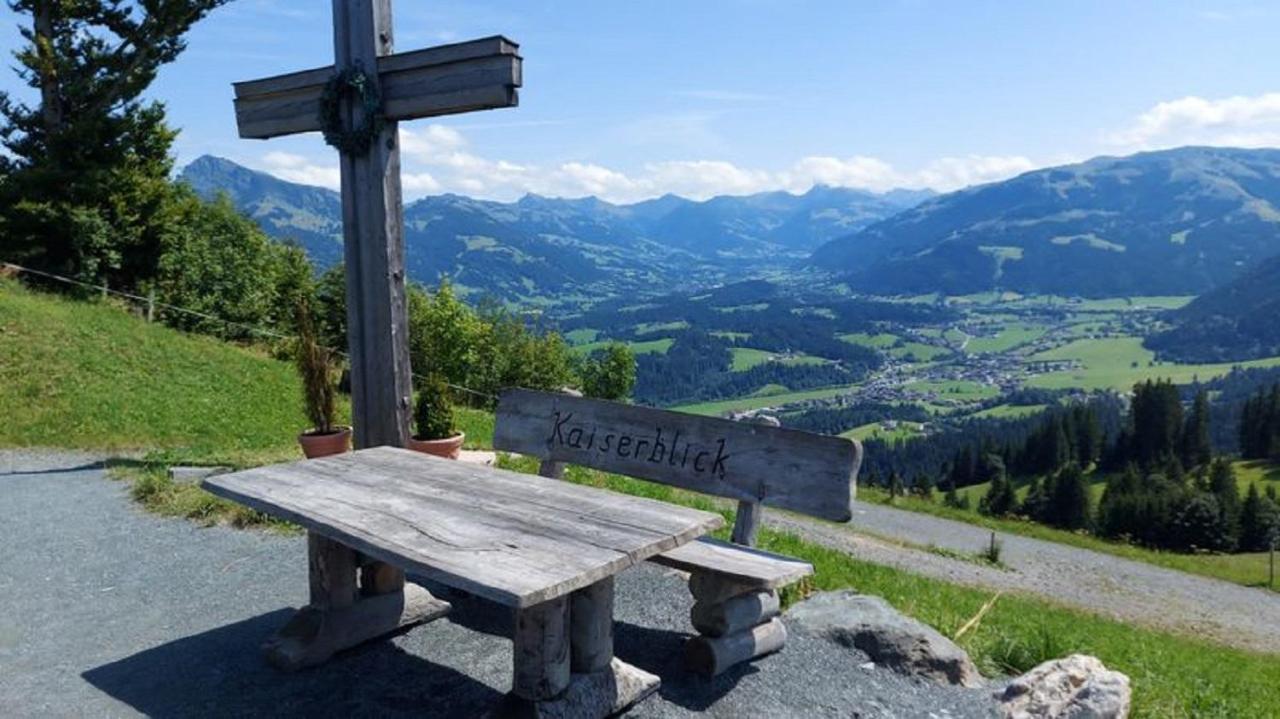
0, 280, 310, 464
0, 281, 490, 466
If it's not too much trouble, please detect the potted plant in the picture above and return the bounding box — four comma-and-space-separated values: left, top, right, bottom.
295, 300, 350, 458
407, 374, 465, 459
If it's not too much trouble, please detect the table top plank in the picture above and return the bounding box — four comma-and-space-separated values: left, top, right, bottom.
203, 447, 723, 607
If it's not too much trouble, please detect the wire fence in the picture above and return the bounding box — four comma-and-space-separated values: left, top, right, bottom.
1, 260, 499, 403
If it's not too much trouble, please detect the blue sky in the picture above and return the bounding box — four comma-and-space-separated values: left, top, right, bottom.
3, 0, 1280, 202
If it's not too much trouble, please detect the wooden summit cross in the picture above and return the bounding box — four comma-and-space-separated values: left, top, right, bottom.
233, 1, 522, 450
227, 0, 521, 672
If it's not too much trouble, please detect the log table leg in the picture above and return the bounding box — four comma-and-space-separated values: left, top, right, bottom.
263, 532, 450, 672
500, 578, 659, 718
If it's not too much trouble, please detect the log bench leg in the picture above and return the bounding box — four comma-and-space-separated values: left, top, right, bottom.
684, 571, 787, 677
501, 577, 659, 718
263, 533, 450, 672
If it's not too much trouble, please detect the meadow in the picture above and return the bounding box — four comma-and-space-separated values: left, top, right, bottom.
1027, 336, 1280, 391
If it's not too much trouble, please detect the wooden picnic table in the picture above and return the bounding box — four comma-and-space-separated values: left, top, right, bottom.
203, 446, 725, 716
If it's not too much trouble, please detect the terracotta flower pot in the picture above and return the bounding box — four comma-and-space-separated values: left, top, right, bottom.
298, 426, 352, 458
406, 432, 466, 460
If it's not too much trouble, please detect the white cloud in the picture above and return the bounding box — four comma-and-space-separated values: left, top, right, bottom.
245, 125, 1041, 203
260, 151, 340, 189
1109, 92, 1280, 150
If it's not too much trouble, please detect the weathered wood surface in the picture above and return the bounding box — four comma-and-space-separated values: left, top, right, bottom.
513, 596, 570, 701
264, 582, 450, 671
494, 388, 860, 522
730, 500, 761, 546
308, 533, 358, 609
333, 0, 414, 451
651, 537, 813, 588
690, 590, 780, 638
569, 577, 614, 674
234, 35, 521, 139
684, 617, 788, 677
203, 447, 723, 608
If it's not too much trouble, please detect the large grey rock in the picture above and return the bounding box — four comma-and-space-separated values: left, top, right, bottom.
995, 655, 1130, 719
786, 591, 984, 687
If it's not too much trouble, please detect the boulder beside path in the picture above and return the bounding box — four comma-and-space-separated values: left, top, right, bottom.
994, 654, 1131, 719
786, 591, 984, 688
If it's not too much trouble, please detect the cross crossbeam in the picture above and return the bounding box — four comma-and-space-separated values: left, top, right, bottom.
233, 36, 520, 140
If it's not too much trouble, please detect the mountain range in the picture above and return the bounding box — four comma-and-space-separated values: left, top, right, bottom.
179, 156, 926, 304
183, 146, 1280, 304
811, 146, 1280, 297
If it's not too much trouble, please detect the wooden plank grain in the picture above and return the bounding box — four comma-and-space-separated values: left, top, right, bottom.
234, 42, 521, 140
494, 389, 860, 522
651, 537, 813, 588
203, 448, 723, 608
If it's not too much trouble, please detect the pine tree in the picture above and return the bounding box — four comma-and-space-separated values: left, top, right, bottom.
1181, 390, 1212, 469
889, 470, 904, 500
1047, 464, 1091, 530
0, 0, 226, 289
1239, 484, 1280, 552
1207, 458, 1241, 549
1020, 476, 1049, 522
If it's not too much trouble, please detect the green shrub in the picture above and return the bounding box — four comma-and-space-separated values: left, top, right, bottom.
294, 300, 338, 434
414, 375, 457, 440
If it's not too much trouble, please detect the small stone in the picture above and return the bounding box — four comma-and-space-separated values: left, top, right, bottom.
995, 654, 1131, 719
787, 591, 984, 688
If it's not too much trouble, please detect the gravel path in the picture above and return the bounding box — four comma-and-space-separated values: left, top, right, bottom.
0, 451, 998, 718
765, 501, 1280, 655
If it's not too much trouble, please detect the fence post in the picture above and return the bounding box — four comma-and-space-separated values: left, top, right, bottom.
146, 289, 156, 322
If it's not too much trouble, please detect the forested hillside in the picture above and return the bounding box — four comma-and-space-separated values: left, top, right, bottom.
1145, 253, 1280, 362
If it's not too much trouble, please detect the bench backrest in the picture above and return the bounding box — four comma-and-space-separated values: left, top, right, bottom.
493, 388, 861, 524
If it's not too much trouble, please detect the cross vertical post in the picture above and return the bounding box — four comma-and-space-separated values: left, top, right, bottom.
333, 0, 412, 451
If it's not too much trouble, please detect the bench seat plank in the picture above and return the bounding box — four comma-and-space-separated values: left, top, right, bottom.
650, 537, 813, 589
203, 447, 723, 608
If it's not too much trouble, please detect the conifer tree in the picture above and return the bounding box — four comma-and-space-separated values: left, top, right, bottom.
1207, 457, 1241, 548
1239, 484, 1280, 552
0, 0, 227, 289
1047, 464, 1092, 530
1181, 390, 1212, 469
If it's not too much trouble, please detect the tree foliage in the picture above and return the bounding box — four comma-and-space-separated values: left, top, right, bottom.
0, 0, 227, 289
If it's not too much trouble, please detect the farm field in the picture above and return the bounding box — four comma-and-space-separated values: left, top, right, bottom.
675, 383, 859, 416
570, 336, 674, 356
840, 421, 924, 443
966, 323, 1047, 354
969, 403, 1047, 419
1027, 336, 1280, 390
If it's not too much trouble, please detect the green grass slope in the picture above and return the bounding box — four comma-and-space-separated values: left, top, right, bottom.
0, 281, 309, 462
0, 281, 492, 466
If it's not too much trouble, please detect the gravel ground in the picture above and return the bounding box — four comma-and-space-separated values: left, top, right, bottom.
766, 501, 1280, 655
0, 451, 998, 718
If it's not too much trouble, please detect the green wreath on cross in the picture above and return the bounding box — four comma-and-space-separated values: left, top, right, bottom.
318, 62, 385, 155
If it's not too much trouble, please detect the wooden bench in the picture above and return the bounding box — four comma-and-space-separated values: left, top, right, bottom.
493, 388, 862, 676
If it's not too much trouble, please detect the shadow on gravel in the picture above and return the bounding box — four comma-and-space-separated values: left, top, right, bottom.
429, 576, 755, 712
0, 461, 107, 477
81, 609, 502, 718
